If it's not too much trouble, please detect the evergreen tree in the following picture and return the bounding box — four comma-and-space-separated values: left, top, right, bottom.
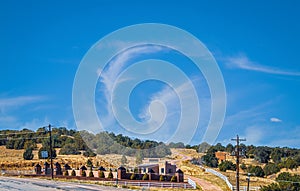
23, 148, 34, 160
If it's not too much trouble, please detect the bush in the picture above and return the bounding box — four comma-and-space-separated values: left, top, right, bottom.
159, 175, 165, 181
99, 171, 105, 178
130, 173, 136, 180
218, 161, 236, 172
142, 173, 149, 180
201, 153, 218, 168
83, 149, 96, 157
276, 172, 300, 190
87, 159, 93, 167
59, 143, 81, 155
71, 169, 76, 176
24, 140, 37, 150
260, 183, 281, 191
23, 148, 34, 160
89, 171, 94, 177
81, 170, 86, 177
248, 165, 265, 177
108, 171, 113, 179
171, 175, 177, 182
64, 170, 69, 176
240, 163, 247, 171
263, 163, 280, 176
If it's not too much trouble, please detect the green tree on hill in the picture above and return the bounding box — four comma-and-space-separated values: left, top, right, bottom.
23, 148, 34, 160
218, 161, 236, 172
263, 163, 280, 176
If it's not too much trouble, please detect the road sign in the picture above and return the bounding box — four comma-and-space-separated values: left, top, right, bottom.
41, 151, 48, 158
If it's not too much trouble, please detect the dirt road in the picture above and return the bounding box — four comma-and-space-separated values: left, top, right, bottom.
186, 175, 223, 191
170, 149, 224, 191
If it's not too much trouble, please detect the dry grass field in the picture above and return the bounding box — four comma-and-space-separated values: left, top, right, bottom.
0, 145, 114, 171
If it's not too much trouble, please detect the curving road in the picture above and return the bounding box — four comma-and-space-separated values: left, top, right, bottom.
0, 176, 131, 191
170, 149, 224, 191
186, 175, 223, 191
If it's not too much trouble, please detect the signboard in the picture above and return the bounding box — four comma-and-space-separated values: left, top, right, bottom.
41, 150, 48, 158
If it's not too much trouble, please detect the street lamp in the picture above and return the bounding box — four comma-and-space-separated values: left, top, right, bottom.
246, 173, 251, 191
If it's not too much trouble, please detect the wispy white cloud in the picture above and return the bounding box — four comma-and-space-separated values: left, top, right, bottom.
270, 117, 282, 123
95, 44, 214, 144
137, 76, 210, 144
96, 45, 164, 128
224, 100, 272, 128
243, 125, 264, 145
0, 116, 18, 127
0, 95, 46, 113
0, 95, 48, 129
20, 117, 50, 130
225, 54, 300, 76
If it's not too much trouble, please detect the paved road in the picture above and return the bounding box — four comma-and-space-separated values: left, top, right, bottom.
0, 176, 132, 191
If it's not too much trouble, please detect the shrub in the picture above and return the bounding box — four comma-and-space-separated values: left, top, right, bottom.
71, 169, 76, 176
260, 183, 281, 191
23, 148, 34, 160
59, 143, 81, 155
108, 171, 113, 179
159, 175, 164, 181
81, 170, 86, 177
171, 175, 177, 182
240, 163, 247, 171
83, 149, 96, 157
89, 171, 94, 177
263, 163, 280, 176
99, 171, 105, 178
86, 159, 93, 167
248, 165, 265, 177
142, 173, 149, 180
130, 173, 136, 180
64, 170, 69, 176
219, 161, 236, 172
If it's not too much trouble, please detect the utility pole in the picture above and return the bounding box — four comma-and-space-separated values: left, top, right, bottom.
231, 135, 246, 191
49, 124, 54, 179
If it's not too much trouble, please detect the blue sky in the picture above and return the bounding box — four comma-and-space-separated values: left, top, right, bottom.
0, 0, 300, 148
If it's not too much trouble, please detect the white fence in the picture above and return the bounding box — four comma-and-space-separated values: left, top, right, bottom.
188, 177, 197, 189
199, 166, 260, 191
205, 168, 233, 190
232, 186, 260, 191
1, 170, 35, 175
111, 180, 194, 189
